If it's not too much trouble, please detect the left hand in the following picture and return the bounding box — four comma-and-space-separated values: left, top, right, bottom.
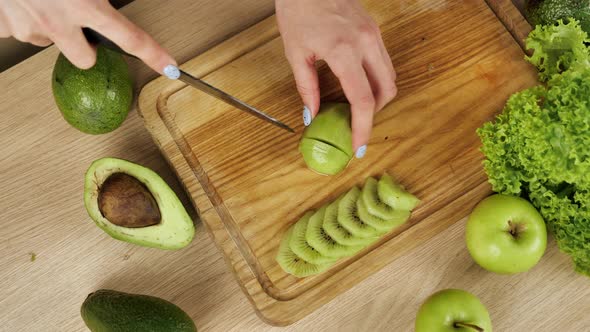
275, 0, 397, 158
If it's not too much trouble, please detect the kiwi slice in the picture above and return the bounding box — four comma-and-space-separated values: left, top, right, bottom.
276, 226, 332, 277
361, 177, 402, 219
337, 187, 382, 238
290, 211, 337, 265
324, 197, 377, 246
307, 202, 364, 258
356, 197, 410, 233
378, 173, 420, 211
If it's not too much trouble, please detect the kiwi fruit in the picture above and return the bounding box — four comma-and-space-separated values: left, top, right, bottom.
337, 187, 382, 238
378, 173, 420, 211
307, 202, 364, 258
324, 197, 377, 246
290, 211, 337, 264
276, 172, 420, 278
276, 226, 332, 277
361, 177, 402, 219
356, 197, 410, 233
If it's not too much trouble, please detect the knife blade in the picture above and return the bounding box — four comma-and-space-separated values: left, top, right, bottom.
82, 28, 295, 133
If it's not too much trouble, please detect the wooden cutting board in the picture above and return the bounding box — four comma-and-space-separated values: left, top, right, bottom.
138, 0, 538, 326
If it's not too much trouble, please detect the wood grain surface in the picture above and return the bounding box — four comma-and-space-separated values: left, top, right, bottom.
138, 0, 587, 326
1, 0, 589, 331
485, 0, 532, 51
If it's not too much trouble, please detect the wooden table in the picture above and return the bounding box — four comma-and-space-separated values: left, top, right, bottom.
0, 0, 587, 331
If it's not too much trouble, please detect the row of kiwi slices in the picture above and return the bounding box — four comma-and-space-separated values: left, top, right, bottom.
276, 173, 420, 278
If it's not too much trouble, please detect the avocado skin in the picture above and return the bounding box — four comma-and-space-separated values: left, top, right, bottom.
524, 0, 590, 33
52, 46, 133, 135
81, 289, 197, 332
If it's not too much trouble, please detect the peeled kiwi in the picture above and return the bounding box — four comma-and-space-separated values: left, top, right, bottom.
361, 177, 401, 219
356, 197, 410, 233
276, 226, 332, 277
378, 173, 420, 211
299, 103, 353, 175
277, 172, 420, 278
324, 197, 377, 246
337, 187, 382, 238
307, 202, 364, 258
290, 211, 337, 265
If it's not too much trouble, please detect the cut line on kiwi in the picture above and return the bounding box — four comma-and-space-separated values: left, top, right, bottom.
276, 172, 420, 278
361, 177, 400, 219
276, 226, 333, 278
356, 197, 410, 233
378, 173, 421, 211
324, 196, 378, 246
307, 200, 364, 258
337, 187, 382, 238
290, 210, 339, 265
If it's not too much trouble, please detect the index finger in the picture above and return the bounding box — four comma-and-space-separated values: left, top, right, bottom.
88, 5, 175, 74
328, 57, 376, 157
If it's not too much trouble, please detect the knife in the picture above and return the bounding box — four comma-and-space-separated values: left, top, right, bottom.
82, 28, 295, 133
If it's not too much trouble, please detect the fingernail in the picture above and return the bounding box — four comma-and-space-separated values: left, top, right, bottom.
163, 64, 180, 80
303, 106, 312, 126
355, 145, 367, 159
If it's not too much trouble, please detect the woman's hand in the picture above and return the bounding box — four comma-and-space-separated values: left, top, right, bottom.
0, 0, 175, 73
276, 0, 396, 158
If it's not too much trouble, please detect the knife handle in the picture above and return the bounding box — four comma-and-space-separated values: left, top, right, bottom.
82, 28, 138, 60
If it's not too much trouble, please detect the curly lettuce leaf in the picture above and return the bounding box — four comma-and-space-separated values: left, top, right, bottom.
525, 19, 590, 81
478, 86, 547, 195
477, 62, 590, 275
528, 182, 590, 275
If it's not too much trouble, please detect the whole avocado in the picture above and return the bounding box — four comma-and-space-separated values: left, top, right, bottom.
52, 46, 133, 134
81, 289, 197, 332
524, 0, 590, 33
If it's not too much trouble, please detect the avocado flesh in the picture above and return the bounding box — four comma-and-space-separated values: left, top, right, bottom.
81, 289, 197, 332
84, 157, 195, 250
299, 138, 351, 175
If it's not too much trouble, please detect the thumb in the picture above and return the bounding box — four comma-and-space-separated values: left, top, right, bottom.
288, 54, 320, 126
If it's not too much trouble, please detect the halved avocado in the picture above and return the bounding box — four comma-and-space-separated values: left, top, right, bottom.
84, 157, 195, 250
299, 103, 353, 175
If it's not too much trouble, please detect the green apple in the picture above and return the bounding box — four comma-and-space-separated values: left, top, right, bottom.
466, 194, 547, 274
415, 289, 492, 332
299, 103, 353, 175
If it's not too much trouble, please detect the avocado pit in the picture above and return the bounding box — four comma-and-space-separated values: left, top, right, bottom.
97, 173, 161, 228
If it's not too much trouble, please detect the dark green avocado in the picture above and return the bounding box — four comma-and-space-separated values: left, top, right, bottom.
52, 46, 133, 134
524, 0, 590, 33
81, 289, 197, 332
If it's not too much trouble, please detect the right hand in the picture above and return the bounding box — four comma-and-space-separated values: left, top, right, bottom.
276, 0, 397, 158
0, 0, 175, 73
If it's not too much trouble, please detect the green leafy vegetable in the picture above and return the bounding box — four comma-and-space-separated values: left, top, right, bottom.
525, 18, 590, 81
478, 19, 590, 275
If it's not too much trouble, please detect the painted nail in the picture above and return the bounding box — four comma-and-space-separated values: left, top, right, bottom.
163, 64, 180, 80
303, 106, 312, 126
355, 145, 367, 159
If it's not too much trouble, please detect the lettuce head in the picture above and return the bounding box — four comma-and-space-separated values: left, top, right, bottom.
478, 19, 590, 275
